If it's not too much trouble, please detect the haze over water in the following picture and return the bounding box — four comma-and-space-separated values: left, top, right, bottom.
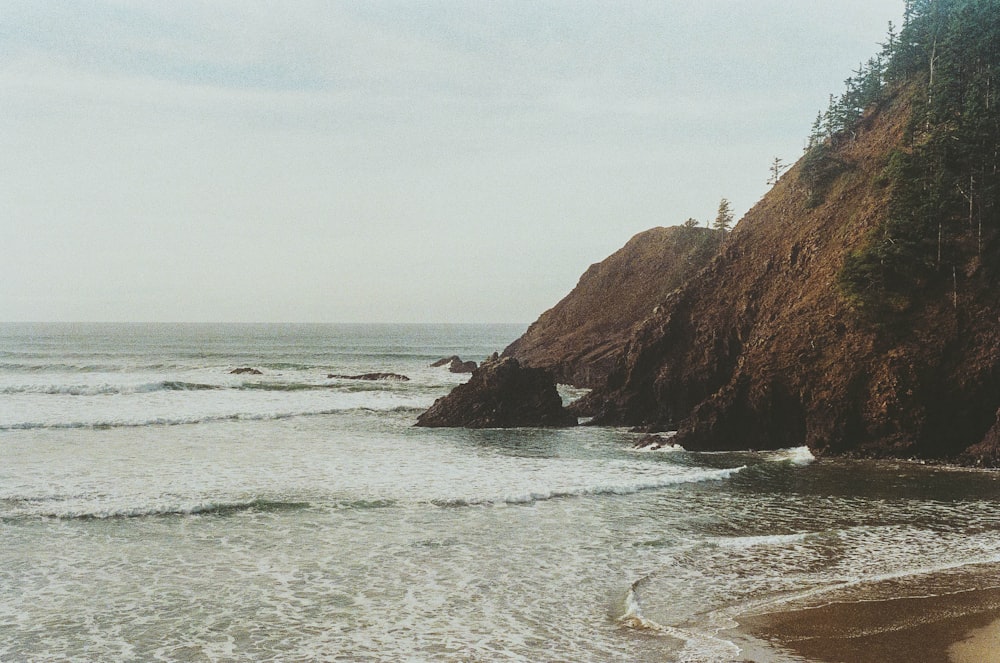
3, 323, 1000, 661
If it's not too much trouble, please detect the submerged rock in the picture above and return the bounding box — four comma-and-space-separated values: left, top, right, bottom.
230, 367, 263, 375
328, 373, 410, 382
633, 434, 679, 451
416, 357, 577, 428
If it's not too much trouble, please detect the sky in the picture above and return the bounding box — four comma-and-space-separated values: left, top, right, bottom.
1, 1, 904, 323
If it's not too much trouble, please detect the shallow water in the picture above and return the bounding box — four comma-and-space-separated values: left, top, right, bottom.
3, 323, 1000, 662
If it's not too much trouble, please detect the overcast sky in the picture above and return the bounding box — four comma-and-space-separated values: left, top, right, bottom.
1, 1, 903, 323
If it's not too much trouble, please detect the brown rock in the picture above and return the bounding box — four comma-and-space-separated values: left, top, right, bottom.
416, 357, 577, 428
448, 357, 477, 373
502, 225, 719, 388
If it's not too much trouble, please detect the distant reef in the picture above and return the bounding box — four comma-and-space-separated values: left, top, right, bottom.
493, 1, 1000, 465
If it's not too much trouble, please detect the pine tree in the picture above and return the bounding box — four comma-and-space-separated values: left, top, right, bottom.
768, 157, 788, 186
713, 198, 734, 236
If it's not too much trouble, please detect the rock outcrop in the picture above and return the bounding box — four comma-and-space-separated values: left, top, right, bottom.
448, 358, 478, 373
231, 367, 263, 375
431, 356, 478, 373
416, 357, 577, 428
503, 225, 718, 388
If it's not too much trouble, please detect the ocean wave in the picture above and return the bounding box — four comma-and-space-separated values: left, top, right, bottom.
431, 466, 746, 507
0, 362, 175, 373
0, 381, 221, 396
7, 498, 312, 521
0, 379, 423, 397
0, 405, 427, 431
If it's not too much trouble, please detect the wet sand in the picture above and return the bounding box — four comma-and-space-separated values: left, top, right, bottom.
733, 587, 1000, 662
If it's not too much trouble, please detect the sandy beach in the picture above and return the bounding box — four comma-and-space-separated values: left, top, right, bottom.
734, 586, 1000, 663
950, 617, 1000, 663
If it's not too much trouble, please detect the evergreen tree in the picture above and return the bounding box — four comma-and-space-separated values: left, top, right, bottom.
768, 157, 788, 186
836, 0, 1000, 318
713, 198, 734, 236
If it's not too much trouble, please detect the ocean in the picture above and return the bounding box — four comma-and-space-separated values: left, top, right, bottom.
3, 322, 1000, 662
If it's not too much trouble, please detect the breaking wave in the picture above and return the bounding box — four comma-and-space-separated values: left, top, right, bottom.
431, 466, 746, 507
1, 381, 221, 396
0, 380, 418, 396
2, 498, 311, 521
1, 405, 427, 431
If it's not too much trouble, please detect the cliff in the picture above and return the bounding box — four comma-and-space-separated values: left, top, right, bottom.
503, 225, 718, 387
470, 0, 1000, 463
576, 81, 1000, 463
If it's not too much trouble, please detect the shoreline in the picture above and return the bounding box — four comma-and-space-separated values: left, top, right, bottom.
730, 586, 1000, 663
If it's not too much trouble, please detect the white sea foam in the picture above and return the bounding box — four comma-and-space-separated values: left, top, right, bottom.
620, 579, 746, 663
767, 445, 816, 465
712, 532, 811, 549
619, 584, 666, 632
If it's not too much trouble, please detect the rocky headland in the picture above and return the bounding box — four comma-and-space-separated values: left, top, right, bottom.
570, 81, 1000, 465
428, 2, 1000, 464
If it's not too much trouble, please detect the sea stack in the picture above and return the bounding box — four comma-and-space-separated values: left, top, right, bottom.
416, 357, 576, 428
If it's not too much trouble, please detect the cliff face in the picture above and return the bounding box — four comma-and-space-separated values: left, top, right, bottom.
494, 1, 1000, 462
574, 85, 1000, 463
503, 225, 718, 388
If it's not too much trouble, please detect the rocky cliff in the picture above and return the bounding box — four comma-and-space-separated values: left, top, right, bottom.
474, 0, 1000, 463
503, 225, 718, 388
574, 80, 1000, 463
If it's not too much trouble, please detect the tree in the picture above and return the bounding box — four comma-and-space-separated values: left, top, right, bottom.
713, 198, 734, 236
682, 217, 699, 229
768, 157, 788, 186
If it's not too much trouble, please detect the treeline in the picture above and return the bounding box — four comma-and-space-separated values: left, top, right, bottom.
807, 0, 1000, 319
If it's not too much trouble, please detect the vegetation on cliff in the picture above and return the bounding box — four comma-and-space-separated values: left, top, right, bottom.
835, 0, 1000, 321
513, 0, 1000, 464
